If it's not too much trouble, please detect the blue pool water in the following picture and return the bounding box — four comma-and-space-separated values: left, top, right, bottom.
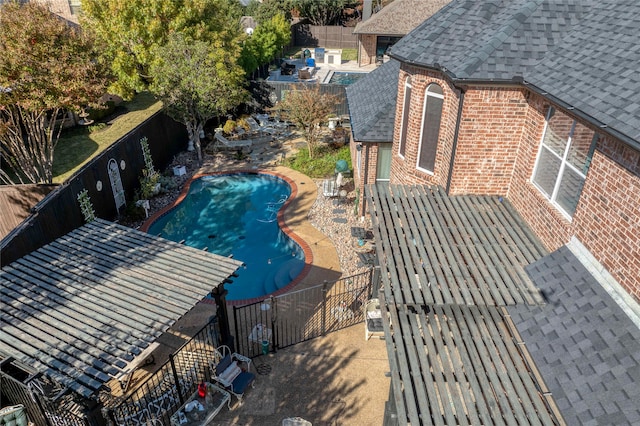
147, 173, 305, 301
328, 71, 366, 85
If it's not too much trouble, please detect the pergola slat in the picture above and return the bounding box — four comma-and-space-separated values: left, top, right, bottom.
366, 184, 561, 425
0, 218, 243, 398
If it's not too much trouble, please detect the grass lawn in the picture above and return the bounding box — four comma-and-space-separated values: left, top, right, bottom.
283, 144, 351, 178
52, 92, 162, 183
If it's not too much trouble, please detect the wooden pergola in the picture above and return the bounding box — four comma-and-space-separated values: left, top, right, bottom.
0, 219, 243, 399
366, 184, 565, 425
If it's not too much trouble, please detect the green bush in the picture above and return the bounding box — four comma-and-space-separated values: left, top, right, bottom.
88, 122, 107, 133
284, 144, 351, 178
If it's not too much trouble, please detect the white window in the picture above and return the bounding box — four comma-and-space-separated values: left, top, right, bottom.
376, 144, 392, 181
398, 77, 411, 158
416, 83, 444, 173
532, 107, 597, 218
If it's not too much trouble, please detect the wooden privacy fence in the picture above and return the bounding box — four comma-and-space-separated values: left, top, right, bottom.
232, 270, 375, 358
292, 24, 358, 49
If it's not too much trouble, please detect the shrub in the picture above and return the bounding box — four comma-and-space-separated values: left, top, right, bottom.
223, 120, 237, 135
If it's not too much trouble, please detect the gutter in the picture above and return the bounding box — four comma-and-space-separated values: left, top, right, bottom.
523, 80, 640, 153
388, 54, 640, 152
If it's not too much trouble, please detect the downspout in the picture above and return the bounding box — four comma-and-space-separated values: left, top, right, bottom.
445, 87, 466, 194
361, 144, 370, 220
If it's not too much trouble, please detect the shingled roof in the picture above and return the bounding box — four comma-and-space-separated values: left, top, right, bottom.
508, 246, 640, 425
388, 0, 640, 148
0, 184, 56, 240
353, 0, 451, 36
345, 59, 400, 142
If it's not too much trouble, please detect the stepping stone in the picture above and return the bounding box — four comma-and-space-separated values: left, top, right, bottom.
332, 218, 348, 224
333, 208, 346, 214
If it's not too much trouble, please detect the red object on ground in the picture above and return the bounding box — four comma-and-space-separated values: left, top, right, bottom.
198, 382, 207, 398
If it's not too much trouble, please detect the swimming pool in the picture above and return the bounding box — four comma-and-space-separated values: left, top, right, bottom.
327, 71, 366, 85
147, 173, 306, 301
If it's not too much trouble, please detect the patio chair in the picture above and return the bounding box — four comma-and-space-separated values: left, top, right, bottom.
209, 346, 255, 403
246, 116, 278, 136
365, 298, 384, 340
214, 130, 252, 151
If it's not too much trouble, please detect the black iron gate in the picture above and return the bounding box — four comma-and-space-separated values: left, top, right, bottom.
233, 270, 374, 358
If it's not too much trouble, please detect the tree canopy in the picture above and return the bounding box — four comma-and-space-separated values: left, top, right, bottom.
0, 1, 108, 184
246, 0, 294, 24
240, 13, 291, 76
295, 0, 354, 25
81, 0, 244, 99
149, 33, 248, 163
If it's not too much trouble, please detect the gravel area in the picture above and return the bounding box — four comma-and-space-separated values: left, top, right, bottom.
124, 146, 373, 279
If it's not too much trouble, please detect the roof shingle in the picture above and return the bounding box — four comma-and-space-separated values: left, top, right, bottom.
353, 0, 451, 36
345, 59, 400, 142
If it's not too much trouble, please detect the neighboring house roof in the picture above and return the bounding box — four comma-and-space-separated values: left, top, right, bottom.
0, 218, 243, 398
388, 0, 640, 147
508, 246, 640, 426
353, 0, 451, 36
345, 59, 400, 142
0, 184, 57, 240
366, 184, 640, 424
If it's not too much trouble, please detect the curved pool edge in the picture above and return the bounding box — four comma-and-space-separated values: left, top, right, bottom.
141, 167, 341, 305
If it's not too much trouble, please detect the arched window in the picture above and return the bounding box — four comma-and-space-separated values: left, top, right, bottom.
398, 76, 412, 158
416, 83, 444, 173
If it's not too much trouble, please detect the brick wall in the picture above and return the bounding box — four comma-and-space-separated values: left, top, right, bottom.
385, 64, 640, 301
390, 67, 457, 188
573, 139, 640, 300
352, 138, 384, 216
448, 87, 528, 195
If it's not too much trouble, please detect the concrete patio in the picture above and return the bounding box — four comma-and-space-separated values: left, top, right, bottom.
209, 323, 389, 426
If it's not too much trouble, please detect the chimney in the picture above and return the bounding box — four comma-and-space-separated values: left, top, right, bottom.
363, 0, 373, 21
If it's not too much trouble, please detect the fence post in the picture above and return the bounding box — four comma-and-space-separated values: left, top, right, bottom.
169, 353, 185, 406
270, 296, 277, 352
321, 281, 328, 335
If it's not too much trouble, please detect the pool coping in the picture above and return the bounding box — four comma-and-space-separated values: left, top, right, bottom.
140, 167, 341, 306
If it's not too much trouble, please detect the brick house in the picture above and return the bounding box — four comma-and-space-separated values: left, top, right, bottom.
347, 1, 640, 424
352, 0, 450, 67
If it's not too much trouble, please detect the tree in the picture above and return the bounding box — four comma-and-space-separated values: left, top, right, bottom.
272, 85, 338, 159
240, 13, 291, 76
0, 1, 109, 184
81, 0, 244, 99
149, 33, 248, 163
246, 0, 294, 23
294, 0, 352, 25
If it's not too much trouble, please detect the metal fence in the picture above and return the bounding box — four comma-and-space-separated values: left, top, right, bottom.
232, 270, 374, 358
0, 369, 100, 426
104, 319, 222, 426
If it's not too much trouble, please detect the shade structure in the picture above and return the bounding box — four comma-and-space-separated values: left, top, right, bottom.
0, 219, 244, 399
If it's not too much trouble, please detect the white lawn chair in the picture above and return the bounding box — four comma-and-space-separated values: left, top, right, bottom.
246, 116, 278, 136
214, 130, 252, 151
